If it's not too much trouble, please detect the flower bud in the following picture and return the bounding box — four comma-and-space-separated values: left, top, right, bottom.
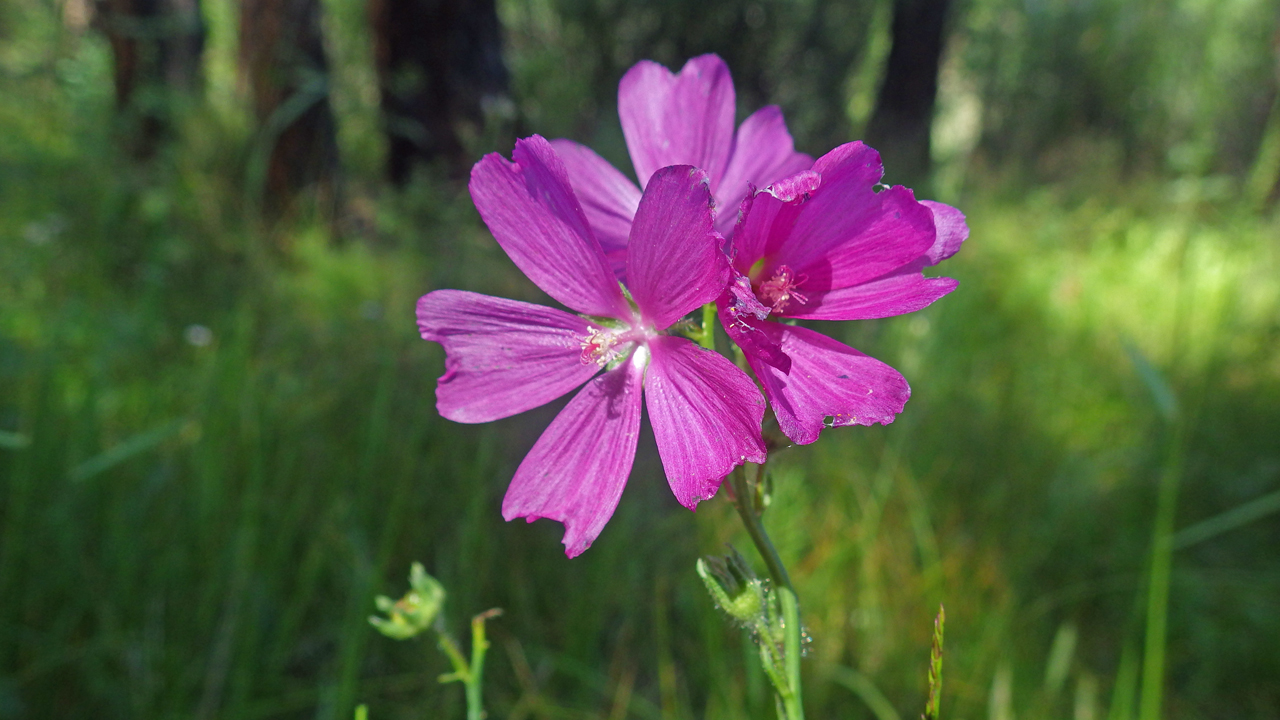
369, 562, 445, 640
697, 547, 765, 625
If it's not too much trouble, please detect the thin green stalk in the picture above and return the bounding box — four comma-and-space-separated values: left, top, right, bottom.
436, 632, 470, 683
435, 610, 500, 720
730, 467, 793, 592
466, 611, 498, 720
779, 586, 803, 720
1138, 423, 1184, 720
728, 465, 804, 720
699, 303, 717, 351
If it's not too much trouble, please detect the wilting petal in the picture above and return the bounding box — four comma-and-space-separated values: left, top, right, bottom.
470, 135, 631, 319
920, 200, 968, 265
502, 356, 645, 558
418, 290, 601, 423
716, 106, 814, 236
747, 323, 910, 445
726, 273, 771, 321
786, 265, 958, 321
643, 336, 767, 509
619, 55, 735, 190
627, 166, 730, 329
549, 139, 641, 270
716, 298, 790, 372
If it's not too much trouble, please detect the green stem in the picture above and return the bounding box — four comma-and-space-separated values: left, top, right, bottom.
699, 303, 717, 351
730, 467, 793, 591
779, 586, 804, 720
436, 632, 471, 682
435, 609, 500, 720
729, 465, 804, 720
466, 613, 492, 720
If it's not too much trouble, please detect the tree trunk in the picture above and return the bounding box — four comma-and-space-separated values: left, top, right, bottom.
864, 0, 952, 189
368, 0, 510, 183
239, 0, 339, 215
94, 0, 205, 158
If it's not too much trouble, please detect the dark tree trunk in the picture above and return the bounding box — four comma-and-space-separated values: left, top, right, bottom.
94, 0, 205, 158
864, 0, 952, 189
240, 0, 339, 215
368, 0, 510, 183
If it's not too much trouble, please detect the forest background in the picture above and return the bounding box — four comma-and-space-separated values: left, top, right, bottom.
1, 0, 1279, 718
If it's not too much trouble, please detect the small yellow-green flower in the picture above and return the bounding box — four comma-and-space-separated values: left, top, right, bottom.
369, 562, 445, 640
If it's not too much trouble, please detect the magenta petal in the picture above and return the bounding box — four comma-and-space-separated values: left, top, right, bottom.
781, 185, 936, 293
501, 357, 645, 558
619, 54, 735, 190
417, 290, 601, 423
787, 267, 958, 321
726, 273, 770, 321
549, 138, 642, 266
626, 166, 730, 329
811, 140, 884, 182
729, 173, 820, 272
715, 106, 814, 236
747, 323, 910, 445
469, 135, 631, 319
771, 143, 925, 279
920, 200, 968, 265
643, 336, 767, 510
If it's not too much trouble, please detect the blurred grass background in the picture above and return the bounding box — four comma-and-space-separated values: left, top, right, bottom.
2, 0, 1279, 719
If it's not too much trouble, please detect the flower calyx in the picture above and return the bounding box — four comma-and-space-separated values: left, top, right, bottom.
697, 546, 767, 625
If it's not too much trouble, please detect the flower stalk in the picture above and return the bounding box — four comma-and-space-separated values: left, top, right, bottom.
720, 463, 805, 720
436, 609, 502, 720
699, 302, 717, 351
370, 563, 501, 720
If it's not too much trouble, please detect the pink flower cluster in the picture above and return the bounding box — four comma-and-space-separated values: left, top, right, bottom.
418, 55, 967, 557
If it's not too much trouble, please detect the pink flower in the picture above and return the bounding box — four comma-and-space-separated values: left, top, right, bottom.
717, 142, 969, 445
417, 135, 767, 557
550, 54, 813, 278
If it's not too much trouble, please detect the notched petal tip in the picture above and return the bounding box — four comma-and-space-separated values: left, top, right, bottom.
748, 323, 910, 445
644, 336, 767, 509
501, 363, 644, 559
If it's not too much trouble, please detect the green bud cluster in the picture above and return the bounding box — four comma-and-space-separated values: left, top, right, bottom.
369, 562, 445, 640
697, 546, 800, 714
697, 548, 766, 624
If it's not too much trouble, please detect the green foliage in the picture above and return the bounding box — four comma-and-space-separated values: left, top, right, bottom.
959, 0, 1280, 179
499, 0, 884, 160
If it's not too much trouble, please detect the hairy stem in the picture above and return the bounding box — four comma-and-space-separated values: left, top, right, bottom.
730, 466, 793, 591
729, 464, 804, 720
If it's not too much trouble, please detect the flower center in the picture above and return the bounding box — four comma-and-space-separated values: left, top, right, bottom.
579, 326, 650, 368
757, 265, 808, 313
579, 327, 624, 367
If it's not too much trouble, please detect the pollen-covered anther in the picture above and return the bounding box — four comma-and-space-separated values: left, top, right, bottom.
757, 265, 808, 313
579, 327, 624, 367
